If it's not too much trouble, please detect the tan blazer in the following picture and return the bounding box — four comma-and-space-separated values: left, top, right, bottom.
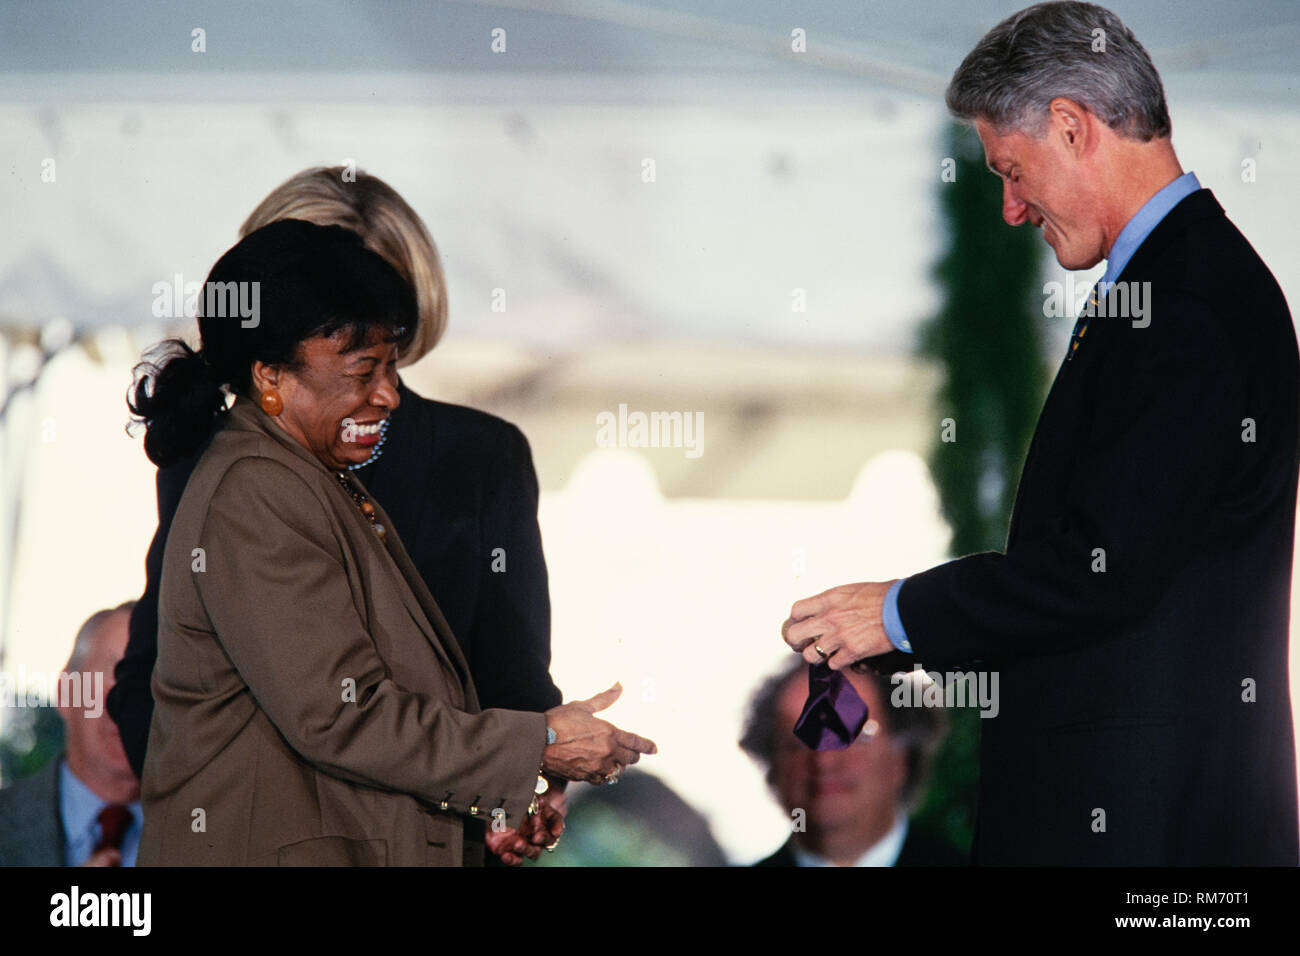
137, 400, 545, 866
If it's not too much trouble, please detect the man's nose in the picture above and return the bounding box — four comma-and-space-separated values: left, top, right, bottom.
1002, 179, 1029, 226
811, 747, 847, 767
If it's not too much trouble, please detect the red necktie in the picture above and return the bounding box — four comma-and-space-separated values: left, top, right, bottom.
94, 804, 133, 865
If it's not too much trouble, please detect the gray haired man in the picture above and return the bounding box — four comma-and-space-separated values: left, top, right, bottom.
0, 602, 141, 866
782, 2, 1300, 864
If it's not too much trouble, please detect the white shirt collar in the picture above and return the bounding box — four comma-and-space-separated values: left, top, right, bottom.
789, 812, 909, 867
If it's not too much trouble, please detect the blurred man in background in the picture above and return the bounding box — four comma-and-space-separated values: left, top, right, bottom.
741, 659, 959, 866
0, 601, 140, 866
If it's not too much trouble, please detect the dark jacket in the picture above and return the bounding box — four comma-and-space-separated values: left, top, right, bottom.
879, 190, 1300, 865
753, 827, 965, 867
0, 759, 63, 866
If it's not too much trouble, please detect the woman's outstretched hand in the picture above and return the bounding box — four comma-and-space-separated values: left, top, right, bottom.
542, 683, 657, 785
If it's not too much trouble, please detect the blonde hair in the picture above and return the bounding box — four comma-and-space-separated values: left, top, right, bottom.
239, 166, 447, 365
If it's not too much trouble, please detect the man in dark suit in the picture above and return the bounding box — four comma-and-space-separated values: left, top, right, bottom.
741, 660, 960, 866
0, 602, 140, 866
782, 2, 1299, 865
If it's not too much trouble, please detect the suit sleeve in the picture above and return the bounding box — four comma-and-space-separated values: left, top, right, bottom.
196, 456, 546, 822
108, 457, 196, 780
467, 423, 562, 713
895, 292, 1244, 667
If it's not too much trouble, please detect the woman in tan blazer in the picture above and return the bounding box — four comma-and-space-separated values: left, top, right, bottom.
129, 219, 654, 865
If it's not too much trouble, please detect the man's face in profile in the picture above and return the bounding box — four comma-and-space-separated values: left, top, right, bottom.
771, 672, 906, 832
976, 115, 1106, 271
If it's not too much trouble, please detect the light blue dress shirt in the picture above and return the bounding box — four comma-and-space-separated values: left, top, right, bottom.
59, 759, 142, 867
1100, 171, 1200, 286
882, 171, 1202, 654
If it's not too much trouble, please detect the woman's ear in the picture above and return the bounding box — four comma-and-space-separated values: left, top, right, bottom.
251, 360, 289, 417
251, 360, 280, 394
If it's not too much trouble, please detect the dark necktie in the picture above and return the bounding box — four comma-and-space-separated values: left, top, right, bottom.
94, 804, 133, 865
792, 662, 869, 750
1066, 281, 1102, 361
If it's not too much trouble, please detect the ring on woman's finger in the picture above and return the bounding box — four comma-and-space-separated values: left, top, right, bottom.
604, 767, 622, 785
814, 644, 830, 660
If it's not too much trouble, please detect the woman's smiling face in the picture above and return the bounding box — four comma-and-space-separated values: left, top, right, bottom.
256, 326, 401, 471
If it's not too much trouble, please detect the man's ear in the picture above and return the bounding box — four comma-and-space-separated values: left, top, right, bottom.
1048, 97, 1090, 154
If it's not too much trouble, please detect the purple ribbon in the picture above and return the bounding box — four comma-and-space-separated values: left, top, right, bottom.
792, 662, 869, 750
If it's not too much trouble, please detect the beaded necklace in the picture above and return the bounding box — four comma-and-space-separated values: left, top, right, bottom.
334, 471, 387, 541
336, 413, 391, 536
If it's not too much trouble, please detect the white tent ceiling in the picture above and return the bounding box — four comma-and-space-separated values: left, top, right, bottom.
1, 0, 1297, 346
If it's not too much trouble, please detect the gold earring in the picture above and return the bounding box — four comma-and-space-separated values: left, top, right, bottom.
260, 388, 283, 416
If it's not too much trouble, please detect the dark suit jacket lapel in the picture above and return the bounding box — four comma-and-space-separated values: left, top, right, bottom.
1006, 189, 1223, 550
752, 838, 798, 867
